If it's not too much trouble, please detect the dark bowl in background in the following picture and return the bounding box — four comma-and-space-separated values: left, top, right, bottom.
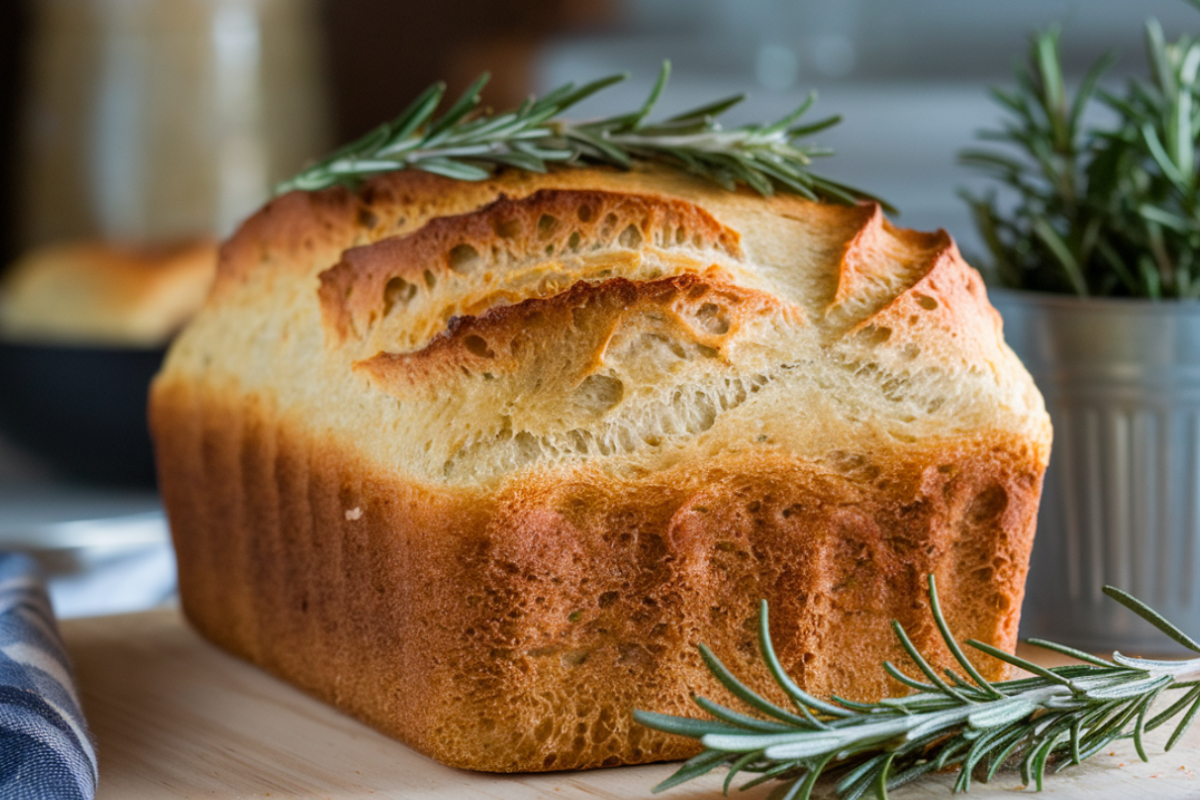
0, 340, 165, 486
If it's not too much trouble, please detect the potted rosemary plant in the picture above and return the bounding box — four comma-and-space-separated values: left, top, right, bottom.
962, 16, 1200, 652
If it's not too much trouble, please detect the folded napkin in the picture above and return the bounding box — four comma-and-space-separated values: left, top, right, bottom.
0, 554, 97, 800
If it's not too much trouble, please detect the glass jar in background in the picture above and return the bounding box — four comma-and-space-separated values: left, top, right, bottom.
0, 0, 330, 487
18, 0, 331, 246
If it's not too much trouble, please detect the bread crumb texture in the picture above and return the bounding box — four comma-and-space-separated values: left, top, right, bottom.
151, 164, 1051, 772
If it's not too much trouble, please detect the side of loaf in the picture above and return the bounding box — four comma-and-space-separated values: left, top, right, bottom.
150, 164, 1051, 772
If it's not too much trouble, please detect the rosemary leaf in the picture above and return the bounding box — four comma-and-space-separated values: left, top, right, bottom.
1104, 585, 1200, 652
1166, 691, 1200, 751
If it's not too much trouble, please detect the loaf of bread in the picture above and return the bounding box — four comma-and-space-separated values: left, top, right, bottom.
0, 239, 216, 346
150, 164, 1051, 772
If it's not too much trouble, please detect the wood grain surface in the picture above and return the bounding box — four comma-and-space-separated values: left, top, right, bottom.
60, 609, 1200, 799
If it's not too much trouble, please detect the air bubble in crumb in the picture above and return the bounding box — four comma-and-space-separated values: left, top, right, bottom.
345, 507, 363, 521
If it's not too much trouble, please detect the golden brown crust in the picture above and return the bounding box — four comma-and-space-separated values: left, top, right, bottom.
847, 245, 1006, 372
153, 379, 1042, 772
318, 188, 743, 346
151, 162, 1051, 773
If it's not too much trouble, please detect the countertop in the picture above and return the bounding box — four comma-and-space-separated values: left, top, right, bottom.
60, 609, 1200, 799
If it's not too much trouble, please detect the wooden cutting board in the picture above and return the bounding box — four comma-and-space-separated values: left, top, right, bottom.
60, 609, 1200, 799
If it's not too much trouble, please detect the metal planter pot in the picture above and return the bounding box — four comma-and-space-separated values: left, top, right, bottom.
991, 289, 1200, 653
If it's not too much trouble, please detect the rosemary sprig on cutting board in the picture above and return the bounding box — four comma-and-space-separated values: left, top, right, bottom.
276, 62, 886, 209
635, 576, 1200, 799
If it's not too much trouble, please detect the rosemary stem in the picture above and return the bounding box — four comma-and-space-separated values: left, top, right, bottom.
636, 575, 1200, 800
274, 61, 878, 206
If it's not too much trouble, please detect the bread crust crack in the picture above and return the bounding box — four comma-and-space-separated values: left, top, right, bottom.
354, 274, 791, 480
318, 188, 745, 356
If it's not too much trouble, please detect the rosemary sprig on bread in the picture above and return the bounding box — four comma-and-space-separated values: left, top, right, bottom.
277, 62, 886, 208
636, 576, 1200, 799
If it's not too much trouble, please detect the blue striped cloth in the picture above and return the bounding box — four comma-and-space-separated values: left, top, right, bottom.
0, 554, 97, 800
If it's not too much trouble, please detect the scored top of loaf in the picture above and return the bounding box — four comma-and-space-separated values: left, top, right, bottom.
160, 163, 1050, 487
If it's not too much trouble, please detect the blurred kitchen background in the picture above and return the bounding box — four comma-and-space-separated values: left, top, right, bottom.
0, 0, 1197, 619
